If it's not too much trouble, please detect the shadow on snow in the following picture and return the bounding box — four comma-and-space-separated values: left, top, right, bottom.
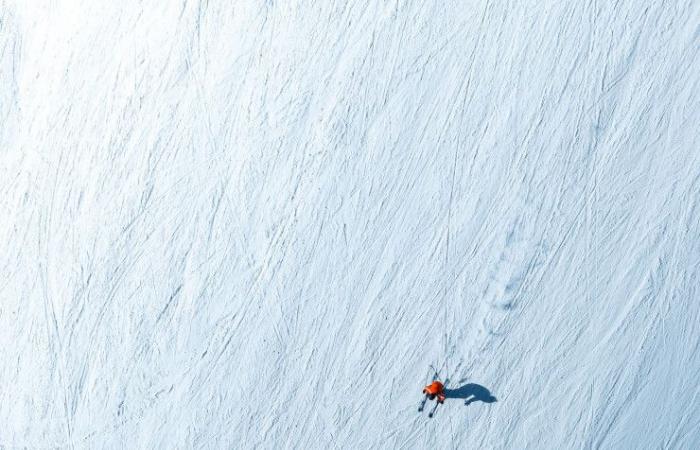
443, 383, 497, 406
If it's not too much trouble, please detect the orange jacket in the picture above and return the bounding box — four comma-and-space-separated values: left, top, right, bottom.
423, 381, 444, 396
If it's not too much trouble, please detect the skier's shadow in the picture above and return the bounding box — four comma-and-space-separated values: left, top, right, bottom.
443, 383, 497, 406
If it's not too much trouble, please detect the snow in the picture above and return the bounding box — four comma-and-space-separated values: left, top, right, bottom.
1, 1, 699, 448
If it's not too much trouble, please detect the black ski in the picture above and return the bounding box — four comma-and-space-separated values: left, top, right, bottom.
418, 395, 429, 412
428, 401, 441, 418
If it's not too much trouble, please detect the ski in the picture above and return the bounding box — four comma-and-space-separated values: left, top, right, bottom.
428, 401, 440, 418
418, 395, 429, 412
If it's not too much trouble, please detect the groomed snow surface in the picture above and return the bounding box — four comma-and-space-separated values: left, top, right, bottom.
1, 1, 699, 448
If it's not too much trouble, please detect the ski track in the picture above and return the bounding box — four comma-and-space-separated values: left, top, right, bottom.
1, 0, 699, 448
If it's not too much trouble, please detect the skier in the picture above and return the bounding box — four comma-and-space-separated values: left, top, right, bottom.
423, 380, 446, 404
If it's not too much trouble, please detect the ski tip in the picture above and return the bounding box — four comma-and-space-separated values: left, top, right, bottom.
428, 413, 434, 418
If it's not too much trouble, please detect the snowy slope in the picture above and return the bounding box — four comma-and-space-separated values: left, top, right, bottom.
1, 1, 699, 448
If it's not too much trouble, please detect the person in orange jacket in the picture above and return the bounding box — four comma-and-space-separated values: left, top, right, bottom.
423, 380, 446, 404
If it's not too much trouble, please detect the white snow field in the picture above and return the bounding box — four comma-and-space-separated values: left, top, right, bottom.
1, 1, 699, 448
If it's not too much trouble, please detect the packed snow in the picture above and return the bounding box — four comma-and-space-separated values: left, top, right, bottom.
1, 1, 699, 448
